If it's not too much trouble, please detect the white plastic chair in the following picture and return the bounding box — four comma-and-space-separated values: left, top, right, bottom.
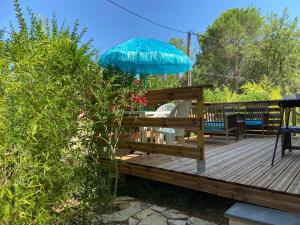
153, 103, 176, 117
151, 101, 192, 145
147, 103, 175, 143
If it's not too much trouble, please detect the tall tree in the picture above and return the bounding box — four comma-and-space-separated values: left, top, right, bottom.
259, 9, 300, 93
194, 7, 263, 90
169, 37, 187, 53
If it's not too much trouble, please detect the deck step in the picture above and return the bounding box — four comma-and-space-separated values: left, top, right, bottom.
225, 203, 300, 225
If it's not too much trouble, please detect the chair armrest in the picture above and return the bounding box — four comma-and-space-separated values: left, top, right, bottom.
145, 111, 171, 117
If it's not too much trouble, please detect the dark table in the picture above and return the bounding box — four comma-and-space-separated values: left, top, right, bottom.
271, 99, 300, 166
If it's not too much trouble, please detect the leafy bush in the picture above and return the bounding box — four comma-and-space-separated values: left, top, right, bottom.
0, 1, 134, 224
146, 75, 180, 90
205, 76, 282, 102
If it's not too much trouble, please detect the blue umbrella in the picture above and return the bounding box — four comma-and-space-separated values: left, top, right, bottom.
99, 38, 192, 77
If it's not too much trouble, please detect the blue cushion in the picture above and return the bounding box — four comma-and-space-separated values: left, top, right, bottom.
205, 127, 225, 131
245, 120, 264, 126
204, 122, 225, 131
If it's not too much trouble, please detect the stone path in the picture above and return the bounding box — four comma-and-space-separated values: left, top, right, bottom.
99, 196, 217, 225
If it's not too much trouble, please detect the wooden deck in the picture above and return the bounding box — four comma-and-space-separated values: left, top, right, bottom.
117, 137, 300, 212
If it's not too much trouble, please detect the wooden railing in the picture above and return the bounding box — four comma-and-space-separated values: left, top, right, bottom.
118, 85, 212, 172
191, 100, 298, 135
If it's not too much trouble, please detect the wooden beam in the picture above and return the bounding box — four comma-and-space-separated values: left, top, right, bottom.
204, 100, 280, 106
121, 117, 201, 128
146, 86, 212, 106
118, 162, 300, 213
118, 141, 201, 159
196, 88, 205, 172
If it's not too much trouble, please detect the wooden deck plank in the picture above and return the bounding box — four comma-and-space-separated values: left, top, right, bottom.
168, 158, 195, 172
222, 150, 281, 182
250, 152, 299, 188
159, 158, 192, 170
236, 154, 295, 186
269, 154, 300, 192
202, 140, 271, 176
129, 154, 171, 166
204, 138, 259, 158
211, 145, 273, 179
129, 139, 265, 174
184, 137, 258, 158
177, 139, 273, 175
287, 170, 300, 194
232, 143, 284, 185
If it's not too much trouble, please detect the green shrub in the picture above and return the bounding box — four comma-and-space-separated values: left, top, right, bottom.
146, 75, 180, 90
204, 76, 282, 102
0, 1, 134, 224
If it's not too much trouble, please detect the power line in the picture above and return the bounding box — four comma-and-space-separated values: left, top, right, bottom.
105, 0, 213, 39
105, 0, 186, 34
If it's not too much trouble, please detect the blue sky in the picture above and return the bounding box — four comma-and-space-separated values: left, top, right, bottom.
1, 0, 300, 55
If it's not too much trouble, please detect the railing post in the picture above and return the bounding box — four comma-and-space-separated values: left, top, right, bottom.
292, 107, 296, 126
196, 88, 205, 173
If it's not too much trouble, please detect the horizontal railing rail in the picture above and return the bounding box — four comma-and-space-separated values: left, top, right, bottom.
191, 100, 296, 135
120, 117, 202, 128
118, 141, 202, 159
145, 85, 213, 107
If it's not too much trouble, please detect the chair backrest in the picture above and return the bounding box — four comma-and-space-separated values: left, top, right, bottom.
244, 105, 268, 121
156, 103, 176, 112
167, 101, 192, 135
152, 103, 176, 118
169, 101, 192, 118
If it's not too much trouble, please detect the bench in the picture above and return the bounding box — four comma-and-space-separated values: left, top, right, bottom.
203, 105, 238, 143
225, 203, 300, 225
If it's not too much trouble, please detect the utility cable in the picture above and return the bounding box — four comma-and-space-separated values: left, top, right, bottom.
105, 0, 215, 40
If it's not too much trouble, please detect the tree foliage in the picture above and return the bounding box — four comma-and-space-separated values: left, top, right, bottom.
204, 76, 281, 102
194, 7, 300, 96
169, 37, 187, 53
147, 75, 180, 90
257, 9, 300, 92
195, 7, 263, 90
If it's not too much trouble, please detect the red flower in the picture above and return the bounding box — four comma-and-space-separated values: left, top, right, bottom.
130, 92, 148, 107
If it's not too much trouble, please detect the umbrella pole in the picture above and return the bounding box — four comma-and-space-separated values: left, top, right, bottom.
143, 74, 147, 88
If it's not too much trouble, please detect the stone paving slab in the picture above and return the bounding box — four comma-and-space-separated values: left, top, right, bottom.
98, 196, 217, 225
